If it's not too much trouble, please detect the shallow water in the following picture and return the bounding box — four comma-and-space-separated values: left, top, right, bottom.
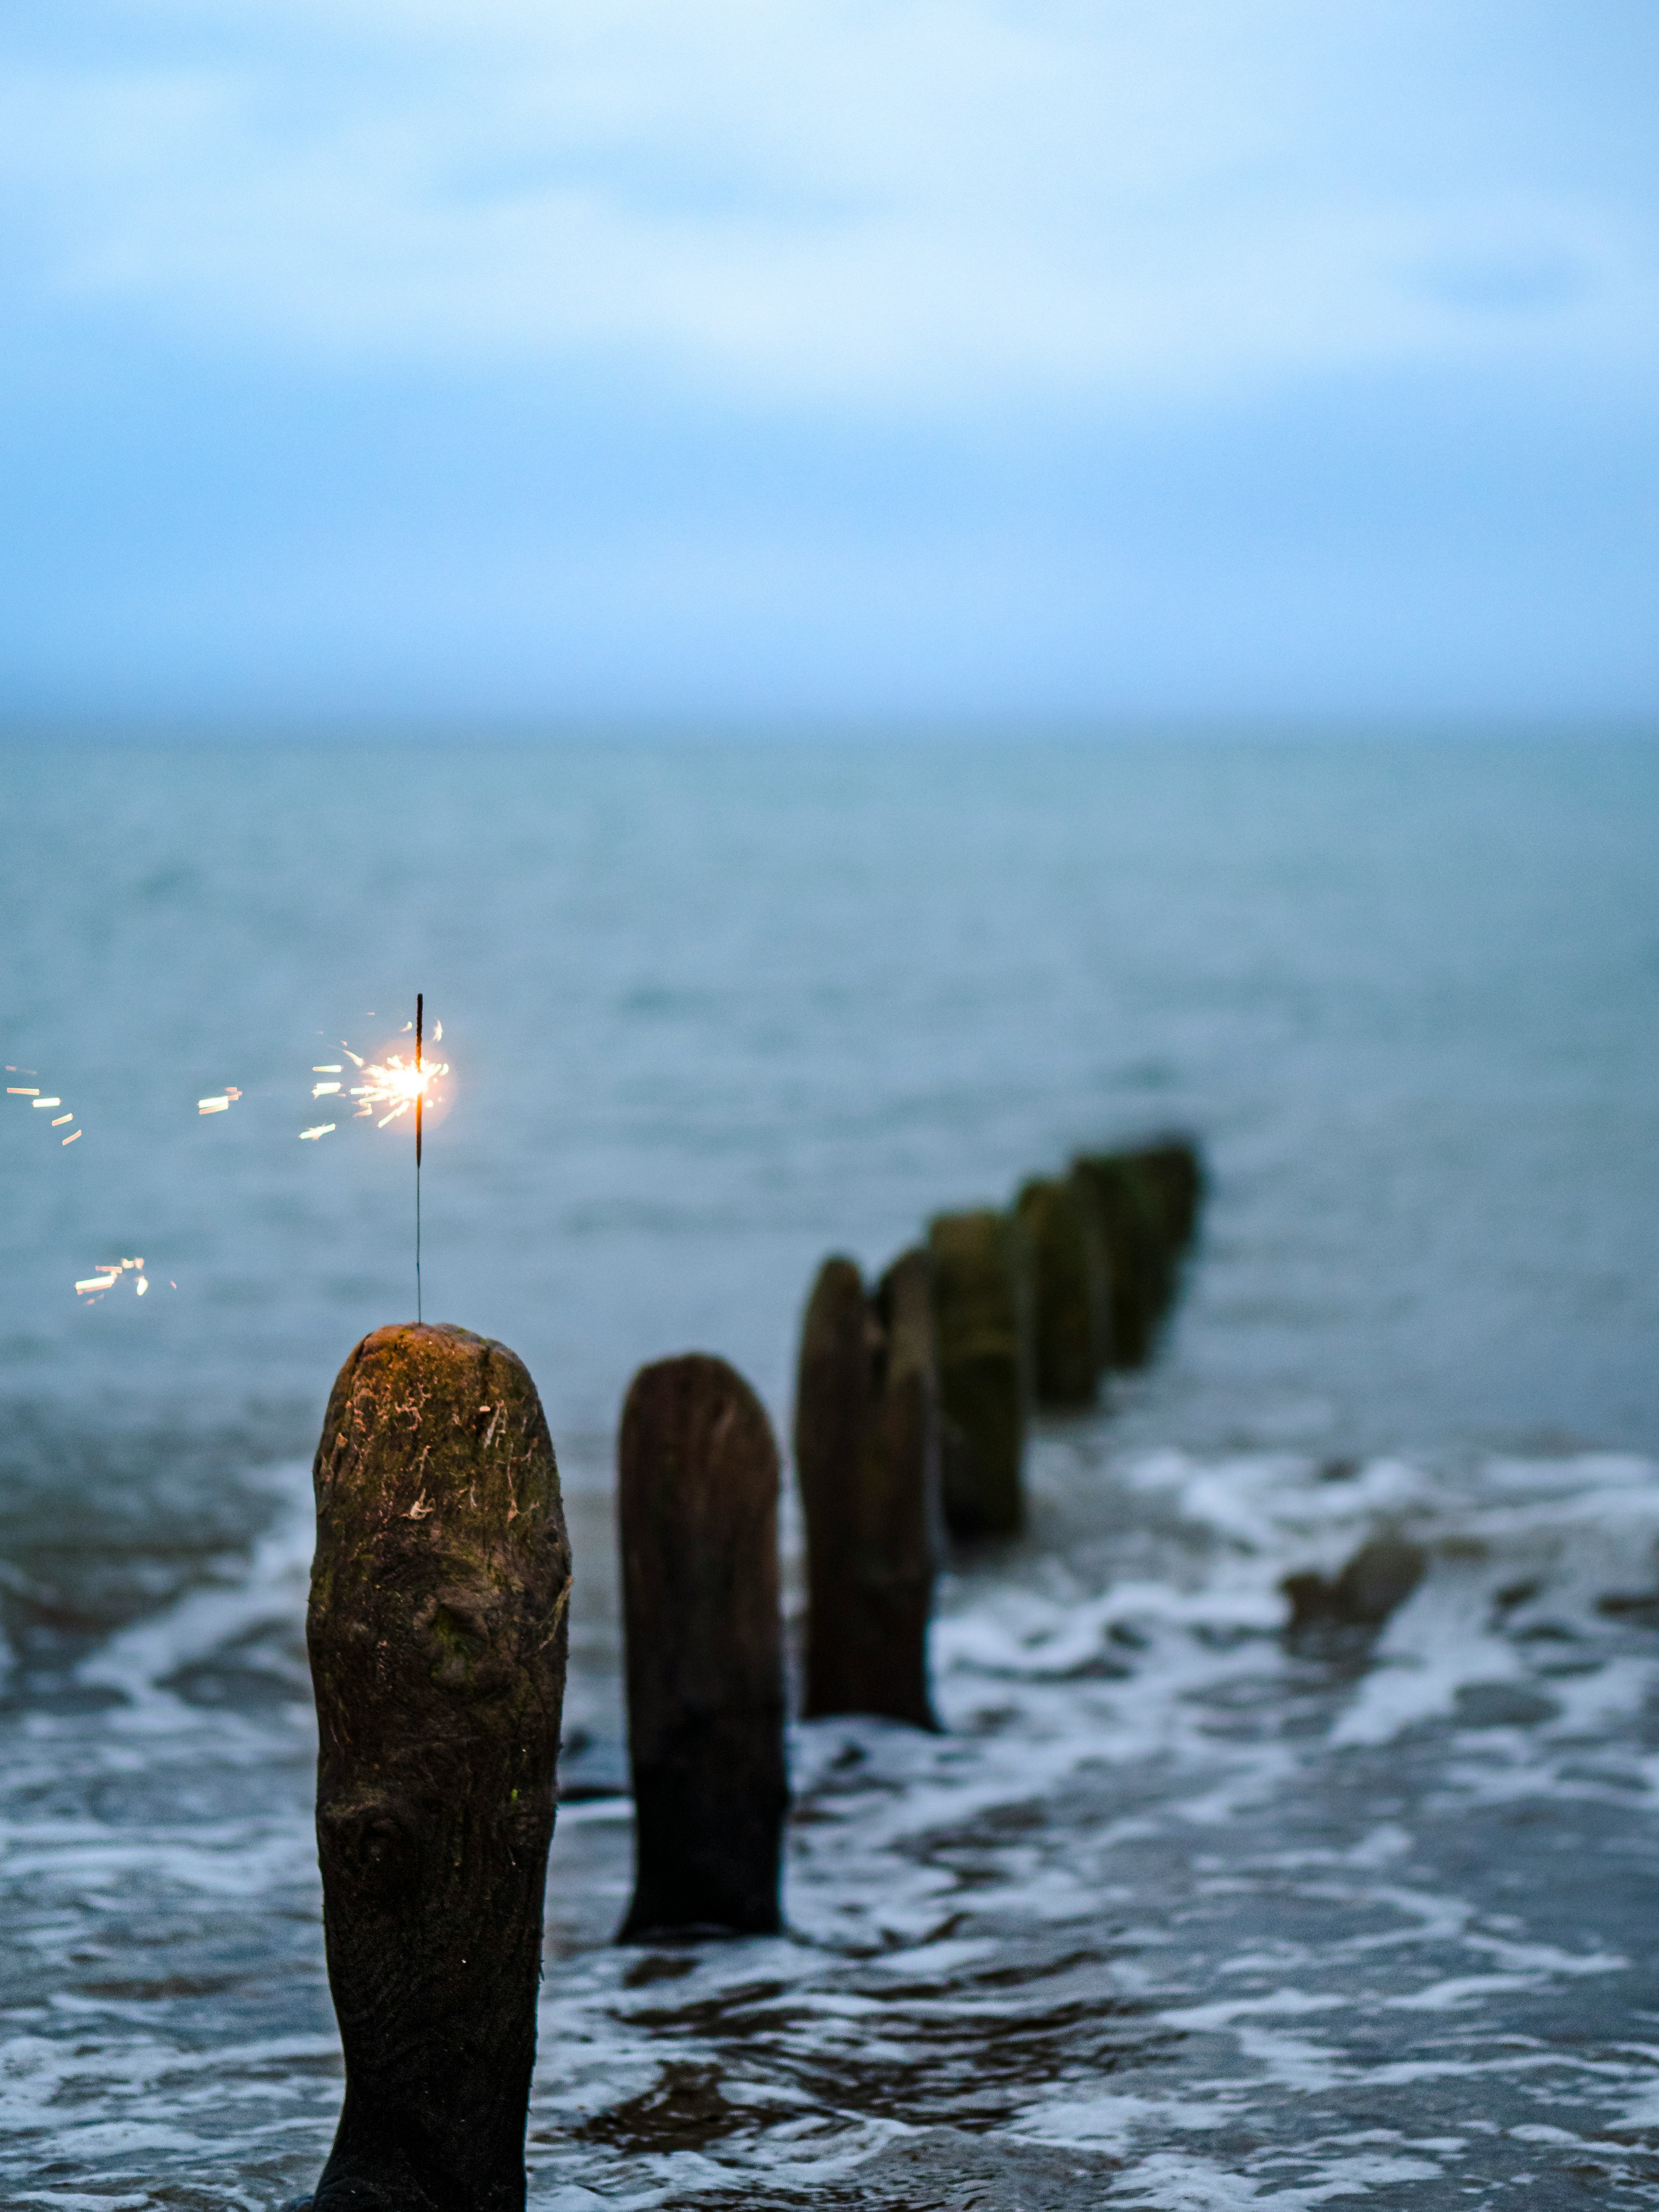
3, 733, 1659, 2207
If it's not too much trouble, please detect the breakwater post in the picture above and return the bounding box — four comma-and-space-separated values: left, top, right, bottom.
301, 1322, 571, 2212
1016, 1171, 1111, 1406
1072, 1152, 1166, 1369
795, 1248, 941, 1729
928, 1208, 1031, 1538
617, 1353, 788, 1939
1137, 1136, 1205, 1254
1072, 1137, 1205, 1368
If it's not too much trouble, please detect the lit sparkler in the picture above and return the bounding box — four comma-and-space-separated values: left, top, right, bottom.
298, 1004, 448, 1320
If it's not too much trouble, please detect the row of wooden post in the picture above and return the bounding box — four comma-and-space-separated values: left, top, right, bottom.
290, 1139, 1202, 2209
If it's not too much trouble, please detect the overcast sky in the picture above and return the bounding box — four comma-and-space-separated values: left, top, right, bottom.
3, 0, 1655, 726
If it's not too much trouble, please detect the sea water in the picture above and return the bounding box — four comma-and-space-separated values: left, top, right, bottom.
2, 732, 1658, 2208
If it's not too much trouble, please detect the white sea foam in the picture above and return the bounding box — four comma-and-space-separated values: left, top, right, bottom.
73, 1460, 315, 1727
7, 1438, 1659, 2205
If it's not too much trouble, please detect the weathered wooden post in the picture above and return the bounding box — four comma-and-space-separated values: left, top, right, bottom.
1072, 1152, 1167, 1369
927, 1208, 1030, 1539
1015, 1171, 1111, 1406
617, 1353, 788, 1940
1136, 1135, 1205, 1254
794, 1248, 941, 1729
300, 1322, 571, 2212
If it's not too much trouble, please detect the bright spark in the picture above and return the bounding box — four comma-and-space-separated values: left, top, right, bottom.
300, 1027, 448, 1141
343, 1046, 448, 1130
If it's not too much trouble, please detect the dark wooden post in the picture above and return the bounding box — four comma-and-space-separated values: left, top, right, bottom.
866, 1248, 944, 1724
1015, 1172, 1111, 1406
1072, 1152, 1167, 1369
301, 1322, 570, 2212
927, 1208, 1030, 1538
1135, 1135, 1205, 1253
795, 1255, 875, 1718
617, 1353, 787, 1940
794, 1249, 941, 1730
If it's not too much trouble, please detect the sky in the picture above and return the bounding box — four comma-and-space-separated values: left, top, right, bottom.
2, 0, 1656, 727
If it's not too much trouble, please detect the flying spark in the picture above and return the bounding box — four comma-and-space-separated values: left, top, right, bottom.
74, 1256, 150, 1304
9, 1071, 80, 1146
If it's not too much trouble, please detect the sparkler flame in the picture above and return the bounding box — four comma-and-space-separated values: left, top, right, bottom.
296, 1002, 446, 1317
299, 1033, 449, 1140
356, 1050, 447, 1130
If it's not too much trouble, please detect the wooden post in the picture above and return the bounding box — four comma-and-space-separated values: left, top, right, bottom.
927, 1208, 1030, 1538
1135, 1136, 1205, 1253
617, 1354, 787, 1940
795, 1255, 874, 1718
794, 1249, 941, 1730
1072, 1152, 1167, 1369
1015, 1172, 1110, 1406
301, 1323, 570, 2212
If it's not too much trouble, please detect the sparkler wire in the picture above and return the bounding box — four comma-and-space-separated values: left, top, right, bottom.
415, 993, 423, 1325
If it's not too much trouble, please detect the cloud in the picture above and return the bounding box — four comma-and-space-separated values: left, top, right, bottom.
4, 0, 1654, 409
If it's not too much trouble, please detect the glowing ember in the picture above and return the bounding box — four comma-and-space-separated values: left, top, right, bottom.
299, 1124, 335, 1141
198, 1087, 242, 1115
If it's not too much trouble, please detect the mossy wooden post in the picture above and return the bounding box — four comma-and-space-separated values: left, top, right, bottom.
618, 1353, 787, 1940
1135, 1137, 1205, 1254
795, 1256, 871, 1718
1016, 1172, 1110, 1406
1073, 1152, 1167, 1369
302, 1323, 571, 2212
794, 1250, 941, 1730
927, 1208, 1030, 1539
867, 1248, 944, 1725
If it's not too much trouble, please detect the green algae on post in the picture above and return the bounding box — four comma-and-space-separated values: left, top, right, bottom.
303, 1322, 570, 2212
617, 1353, 788, 1939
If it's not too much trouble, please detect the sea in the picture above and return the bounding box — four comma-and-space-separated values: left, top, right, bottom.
2, 731, 1658, 2210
